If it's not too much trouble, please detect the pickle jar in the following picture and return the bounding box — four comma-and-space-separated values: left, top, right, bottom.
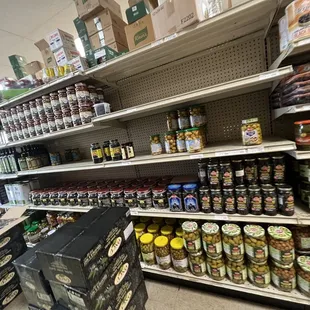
248, 260, 270, 288
189, 105, 206, 128
98, 189, 111, 207
202, 223, 222, 257
148, 224, 160, 240
170, 237, 189, 273
150, 134, 163, 155
124, 187, 137, 208
176, 130, 186, 152
182, 221, 201, 253
291, 225, 310, 251
177, 109, 190, 130
210, 189, 223, 214
296, 256, 310, 297
164, 131, 177, 154
235, 185, 249, 215
271, 260, 296, 292
140, 233, 156, 265
189, 251, 206, 276
222, 224, 244, 261
166, 111, 178, 131
199, 186, 211, 213
167, 184, 183, 212
267, 226, 295, 264
226, 258, 247, 284
183, 183, 199, 213
154, 236, 172, 270
244, 225, 268, 263
277, 185, 295, 216
152, 187, 168, 209
232, 159, 244, 185
175, 227, 183, 238
207, 254, 226, 281
223, 188, 236, 214
110, 188, 124, 207
137, 187, 152, 209
185, 128, 203, 153
260, 184, 277, 216
161, 225, 174, 243
249, 185, 263, 215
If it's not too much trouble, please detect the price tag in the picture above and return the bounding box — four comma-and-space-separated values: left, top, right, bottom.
131, 210, 139, 216
164, 33, 178, 42
215, 150, 246, 157
297, 38, 310, 47
190, 154, 204, 159
151, 39, 163, 47
122, 161, 132, 166
259, 71, 280, 80
294, 105, 310, 113
247, 147, 265, 154
214, 214, 229, 221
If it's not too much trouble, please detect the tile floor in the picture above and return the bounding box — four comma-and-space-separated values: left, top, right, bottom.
6, 279, 282, 310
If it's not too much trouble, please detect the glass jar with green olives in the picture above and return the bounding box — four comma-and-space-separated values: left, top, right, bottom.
189, 251, 206, 276
222, 224, 244, 261
202, 223, 222, 257
182, 221, 202, 253
154, 236, 171, 270
147, 224, 160, 240
170, 237, 188, 273
247, 260, 270, 288
207, 254, 226, 281
140, 233, 155, 265
226, 258, 247, 284
161, 225, 175, 242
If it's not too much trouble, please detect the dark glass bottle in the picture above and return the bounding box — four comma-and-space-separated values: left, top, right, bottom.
90, 143, 103, 164
110, 139, 122, 161
103, 141, 112, 161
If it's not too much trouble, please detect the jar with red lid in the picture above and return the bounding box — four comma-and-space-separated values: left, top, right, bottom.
152, 187, 168, 209
295, 120, 310, 151
110, 187, 124, 207
15, 124, 23, 140
66, 86, 77, 104
71, 109, 82, 126
40, 117, 50, 134
62, 109, 73, 128
50, 92, 61, 112
34, 120, 43, 136
55, 112, 65, 130
10, 107, 19, 124
21, 122, 30, 139
88, 85, 99, 104
79, 104, 93, 124
96, 88, 104, 101
29, 101, 39, 119
58, 89, 69, 110
75, 83, 90, 102
47, 115, 57, 132
27, 121, 36, 137
124, 187, 137, 208
6, 111, 13, 126
78, 189, 89, 206
137, 187, 152, 209
35, 98, 45, 116
17, 105, 26, 123
98, 188, 111, 207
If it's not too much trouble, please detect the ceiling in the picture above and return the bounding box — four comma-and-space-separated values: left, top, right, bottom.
0, 0, 127, 78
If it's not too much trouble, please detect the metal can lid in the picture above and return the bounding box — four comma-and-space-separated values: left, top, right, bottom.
297, 256, 310, 273
182, 221, 198, 233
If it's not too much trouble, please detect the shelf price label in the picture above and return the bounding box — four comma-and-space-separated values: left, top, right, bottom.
164, 33, 178, 42
122, 161, 132, 166
259, 71, 280, 80
151, 39, 163, 47
247, 147, 265, 154
214, 214, 229, 221
215, 150, 246, 157
130, 210, 139, 216
190, 154, 204, 159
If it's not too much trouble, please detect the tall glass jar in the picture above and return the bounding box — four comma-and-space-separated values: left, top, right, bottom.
232, 159, 244, 185
207, 254, 226, 281
189, 251, 206, 276
210, 189, 223, 214
258, 156, 272, 184
244, 158, 258, 185
222, 224, 244, 261
220, 160, 234, 188
235, 185, 249, 215
271, 260, 296, 292
248, 260, 270, 288
164, 131, 177, 154
137, 187, 152, 209
147, 224, 160, 240
249, 185, 262, 215
262, 184, 278, 216
272, 154, 286, 183
170, 237, 188, 273
152, 187, 168, 209
50, 92, 61, 112
58, 89, 69, 110
199, 186, 211, 213
161, 225, 174, 243
42, 95, 52, 114
183, 183, 199, 212
226, 258, 247, 284
166, 111, 178, 131
296, 256, 310, 297
182, 221, 201, 253
124, 187, 137, 208
277, 185, 295, 216
140, 233, 155, 265
167, 184, 183, 212
154, 236, 171, 270
223, 187, 236, 214
150, 134, 163, 155
207, 159, 220, 189
176, 130, 186, 152
202, 222, 222, 257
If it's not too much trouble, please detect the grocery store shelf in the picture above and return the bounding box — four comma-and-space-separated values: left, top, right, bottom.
285, 149, 310, 160
0, 173, 18, 180
86, 0, 280, 82
272, 104, 310, 119
141, 264, 310, 306
92, 66, 293, 124
28, 205, 92, 213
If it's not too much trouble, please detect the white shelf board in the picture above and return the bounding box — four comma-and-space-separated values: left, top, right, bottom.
141, 263, 310, 306
28, 205, 92, 213
0, 174, 18, 180
272, 103, 310, 119
285, 149, 310, 160
130, 201, 310, 225
92, 66, 293, 124
86, 0, 280, 82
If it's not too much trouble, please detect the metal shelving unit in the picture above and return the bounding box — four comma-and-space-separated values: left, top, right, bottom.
272, 103, 310, 119
285, 150, 310, 160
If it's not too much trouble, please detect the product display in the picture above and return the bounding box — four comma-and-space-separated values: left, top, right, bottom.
241, 118, 263, 146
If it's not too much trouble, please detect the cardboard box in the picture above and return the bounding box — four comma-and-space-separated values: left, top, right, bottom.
108, 41, 128, 53
85, 9, 127, 37
34, 40, 57, 68
0, 225, 23, 250
126, 281, 148, 309
74, 0, 122, 21
125, 14, 156, 50
53, 47, 80, 67
93, 46, 118, 62
37, 208, 133, 289
47, 29, 76, 52
8, 55, 28, 80
126, 1, 149, 24
69, 57, 89, 71
0, 278, 21, 309
24, 61, 44, 76
128, 0, 158, 11
0, 264, 19, 289
89, 25, 128, 50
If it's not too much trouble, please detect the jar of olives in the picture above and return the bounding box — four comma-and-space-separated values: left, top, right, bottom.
182, 221, 201, 253
98, 189, 111, 207
207, 159, 220, 189
170, 237, 188, 273
291, 225, 310, 251
220, 161, 234, 188
296, 256, 310, 297
164, 131, 177, 154
244, 158, 258, 185
271, 260, 296, 292
210, 189, 223, 214
189, 105, 206, 127
154, 236, 171, 270
167, 184, 183, 212
262, 185, 278, 216
166, 111, 178, 131
199, 186, 211, 213
137, 187, 152, 209
134, 223, 146, 243
249, 185, 263, 215
223, 188, 236, 214
222, 224, 244, 261
124, 187, 137, 208
150, 134, 163, 155
176, 130, 186, 152
175, 227, 183, 238
189, 251, 206, 276
244, 225, 268, 263
248, 260, 270, 288
161, 225, 174, 242
147, 224, 160, 240
207, 254, 226, 281
202, 223, 222, 257
140, 233, 155, 265
258, 156, 272, 184
177, 109, 190, 130
152, 217, 164, 227
277, 185, 295, 216
185, 128, 203, 153
267, 226, 295, 264
226, 258, 247, 284
183, 183, 199, 212
152, 187, 168, 209
235, 185, 249, 215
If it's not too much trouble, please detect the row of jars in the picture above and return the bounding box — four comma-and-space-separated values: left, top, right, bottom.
150, 127, 207, 155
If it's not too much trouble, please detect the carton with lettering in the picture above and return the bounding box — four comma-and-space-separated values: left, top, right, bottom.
34, 40, 57, 68
24, 61, 44, 76
69, 57, 89, 71
54, 47, 80, 67
48, 29, 76, 52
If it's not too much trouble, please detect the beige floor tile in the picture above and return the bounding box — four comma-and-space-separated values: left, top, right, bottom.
5, 293, 28, 310
146, 299, 175, 310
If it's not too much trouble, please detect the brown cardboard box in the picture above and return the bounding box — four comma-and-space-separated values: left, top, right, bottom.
125, 14, 156, 50
85, 9, 127, 37
108, 41, 128, 52
89, 25, 128, 50
74, 0, 122, 20
34, 39, 57, 67
128, 0, 158, 11
24, 61, 44, 75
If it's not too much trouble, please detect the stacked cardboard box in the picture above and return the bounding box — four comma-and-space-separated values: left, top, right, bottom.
8, 55, 28, 80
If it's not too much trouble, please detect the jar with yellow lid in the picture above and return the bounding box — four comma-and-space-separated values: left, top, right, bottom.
202, 223, 222, 257
152, 217, 164, 227
161, 225, 174, 242
182, 221, 202, 253
148, 224, 160, 240
140, 216, 152, 226
155, 236, 171, 270
165, 218, 177, 226
175, 227, 183, 238
247, 260, 270, 288
207, 254, 226, 281
170, 237, 188, 273
226, 258, 247, 284
134, 223, 146, 241
189, 251, 206, 276
140, 233, 155, 265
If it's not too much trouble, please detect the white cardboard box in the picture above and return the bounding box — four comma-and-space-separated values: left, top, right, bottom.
48, 28, 77, 52
69, 56, 89, 71
54, 47, 80, 66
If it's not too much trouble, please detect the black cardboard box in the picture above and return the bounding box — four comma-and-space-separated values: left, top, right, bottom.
0, 225, 23, 250
126, 281, 148, 310
39, 208, 133, 289
0, 278, 21, 309
0, 264, 18, 291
